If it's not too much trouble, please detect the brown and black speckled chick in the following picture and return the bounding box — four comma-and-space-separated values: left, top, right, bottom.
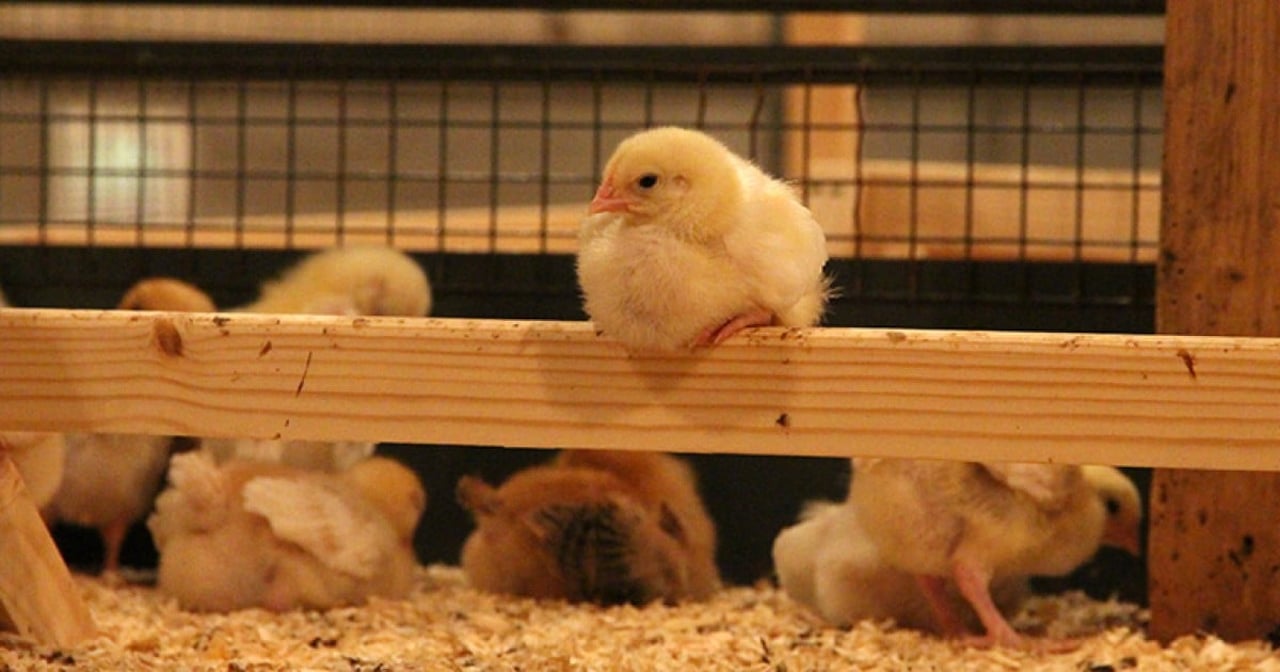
457, 450, 720, 606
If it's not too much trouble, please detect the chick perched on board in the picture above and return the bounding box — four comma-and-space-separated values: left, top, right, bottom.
46, 277, 215, 575
457, 449, 720, 606
847, 458, 1142, 651
577, 126, 830, 351
147, 453, 425, 613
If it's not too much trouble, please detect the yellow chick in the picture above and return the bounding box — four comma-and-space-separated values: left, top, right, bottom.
238, 246, 432, 317
847, 458, 1142, 651
774, 499, 1033, 633
0, 431, 67, 511
207, 246, 432, 471
457, 449, 720, 605
577, 126, 830, 351
148, 452, 425, 613
48, 277, 215, 574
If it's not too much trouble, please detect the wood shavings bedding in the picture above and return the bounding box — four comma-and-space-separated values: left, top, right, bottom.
1, 566, 1276, 671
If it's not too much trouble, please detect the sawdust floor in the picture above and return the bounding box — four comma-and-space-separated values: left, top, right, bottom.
2, 565, 1277, 671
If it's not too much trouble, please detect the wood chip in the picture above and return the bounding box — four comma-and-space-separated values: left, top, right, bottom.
1, 565, 1276, 670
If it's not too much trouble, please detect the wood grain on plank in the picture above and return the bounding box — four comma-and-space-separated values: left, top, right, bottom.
0, 309, 1278, 471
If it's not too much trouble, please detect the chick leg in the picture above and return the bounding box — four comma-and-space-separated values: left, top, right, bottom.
952, 559, 1081, 652
695, 308, 774, 347
100, 518, 129, 576
950, 559, 1023, 648
914, 575, 969, 637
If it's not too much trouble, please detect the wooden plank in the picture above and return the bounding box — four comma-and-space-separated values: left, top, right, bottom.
0, 453, 96, 647
2, 309, 1280, 471
1150, 0, 1280, 642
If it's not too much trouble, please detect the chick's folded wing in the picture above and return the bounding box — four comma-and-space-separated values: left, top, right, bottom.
240, 476, 384, 579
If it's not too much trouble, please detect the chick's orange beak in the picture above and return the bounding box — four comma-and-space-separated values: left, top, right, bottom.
588, 181, 631, 215
1105, 523, 1142, 556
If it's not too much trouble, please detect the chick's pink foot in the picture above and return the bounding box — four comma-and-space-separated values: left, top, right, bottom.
693, 308, 775, 347
950, 559, 1082, 653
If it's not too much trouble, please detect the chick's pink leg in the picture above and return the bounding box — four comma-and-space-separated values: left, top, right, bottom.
694, 308, 775, 347
914, 574, 969, 637
951, 559, 1025, 649
100, 518, 129, 575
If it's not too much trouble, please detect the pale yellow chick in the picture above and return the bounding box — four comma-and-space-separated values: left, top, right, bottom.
209, 246, 432, 470
48, 277, 215, 574
238, 246, 432, 317
577, 126, 830, 351
148, 452, 425, 613
774, 500, 1031, 633
848, 458, 1142, 651
458, 449, 720, 605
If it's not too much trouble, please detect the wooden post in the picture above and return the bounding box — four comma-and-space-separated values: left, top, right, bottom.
0, 453, 96, 647
1151, 0, 1280, 642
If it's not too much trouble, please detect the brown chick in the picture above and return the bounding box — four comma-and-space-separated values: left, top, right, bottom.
117, 277, 217, 313
848, 458, 1142, 651
147, 452, 425, 613
458, 449, 720, 606
48, 276, 215, 574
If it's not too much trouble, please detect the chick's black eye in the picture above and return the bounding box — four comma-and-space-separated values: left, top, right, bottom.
1105, 498, 1121, 515
636, 173, 659, 190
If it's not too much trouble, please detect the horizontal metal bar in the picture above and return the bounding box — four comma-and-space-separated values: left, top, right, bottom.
2, 0, 1168, 14
0, 41, 1164, 86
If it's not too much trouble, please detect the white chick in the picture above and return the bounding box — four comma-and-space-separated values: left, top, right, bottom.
147, 452, 425, 613
238, 246, 432, 317
458, 449, 720, 605
0, 431, 67, 511
207, 246, 432, 471
47, 277, 216, 574
773, 499, 1030, 632
848, 458, 1142, 651
576, 126, 830, 351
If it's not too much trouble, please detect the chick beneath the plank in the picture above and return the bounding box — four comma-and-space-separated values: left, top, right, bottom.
772, 498, 1030, 633
47, 276, 215, 575
148, 452, 426, 613
848, 458, 1142, 651
577, 126, 829, 352
458, 449, 720, 606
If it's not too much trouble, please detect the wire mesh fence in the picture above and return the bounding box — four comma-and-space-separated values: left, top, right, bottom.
0, 0, 1165, 323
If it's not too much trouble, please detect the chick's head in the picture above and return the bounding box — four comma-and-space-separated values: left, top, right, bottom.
119, 277, 216, 312
590, 127, 743, 240
1082, 465, 1143, 556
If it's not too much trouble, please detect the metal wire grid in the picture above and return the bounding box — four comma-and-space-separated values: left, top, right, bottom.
0, 42, 1162, 307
